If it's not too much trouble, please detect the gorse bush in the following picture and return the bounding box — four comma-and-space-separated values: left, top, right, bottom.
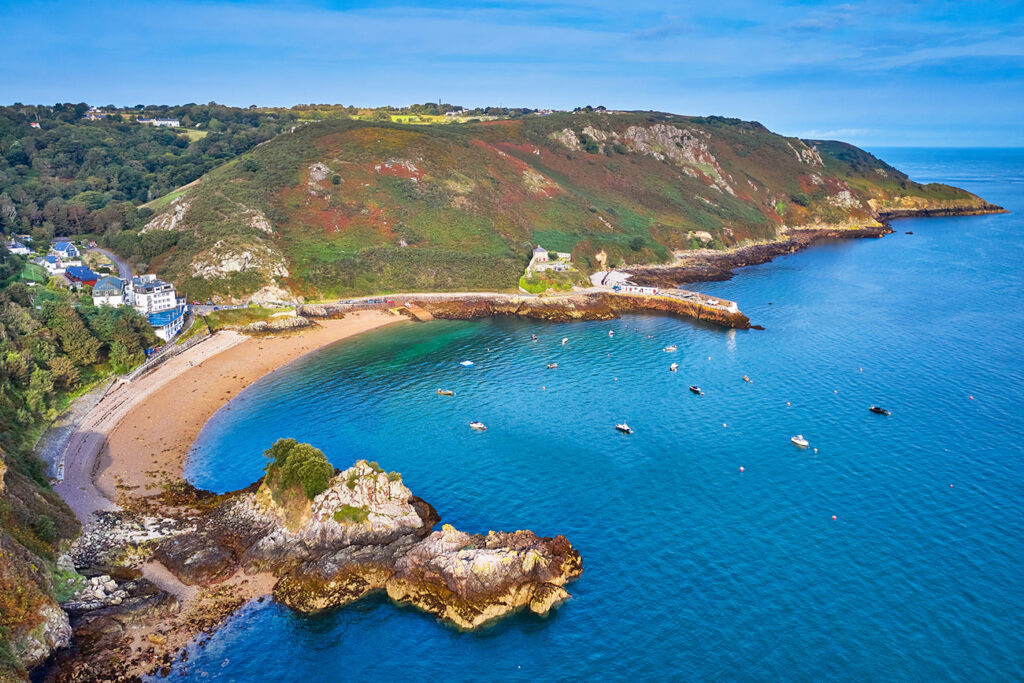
263, 438, 334, 500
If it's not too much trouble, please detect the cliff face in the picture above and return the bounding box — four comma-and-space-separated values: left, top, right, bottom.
134, 113, 1002, 302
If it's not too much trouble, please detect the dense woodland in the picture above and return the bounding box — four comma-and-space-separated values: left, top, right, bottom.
0, 245, 157, 675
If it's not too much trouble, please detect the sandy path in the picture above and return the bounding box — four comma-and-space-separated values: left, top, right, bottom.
55, 311, 403, 523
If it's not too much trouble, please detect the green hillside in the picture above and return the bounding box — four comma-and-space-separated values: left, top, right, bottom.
135, 112, 992, 301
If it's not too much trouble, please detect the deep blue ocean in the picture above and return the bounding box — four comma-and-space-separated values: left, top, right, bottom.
170, 148, 1023, 681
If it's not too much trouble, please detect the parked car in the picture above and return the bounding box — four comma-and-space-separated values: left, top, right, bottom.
192, 300, 200, 305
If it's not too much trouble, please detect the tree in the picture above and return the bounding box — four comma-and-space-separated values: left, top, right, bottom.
629, 236, 645, 251
264, 438, 334, 500
48, 355, 80, 389
46, 303, 101, 366
108, 341, 135, 374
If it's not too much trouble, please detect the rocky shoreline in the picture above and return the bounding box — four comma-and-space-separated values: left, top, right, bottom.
42, 460, 582, 681
624, 204, 1007, 288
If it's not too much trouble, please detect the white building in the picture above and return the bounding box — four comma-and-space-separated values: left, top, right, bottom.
138, 118, 180, 127
532, 245, 548, 262
92, 276, 125, 307
36, 255, 64, 275
128, 274, 177, 314
128, 274, 186, 341
5, 240, 30, 255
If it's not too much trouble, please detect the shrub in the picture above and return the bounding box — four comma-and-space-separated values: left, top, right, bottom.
332, 505, 370, 524
32, 515, 56, 544
263, 438, 334, 500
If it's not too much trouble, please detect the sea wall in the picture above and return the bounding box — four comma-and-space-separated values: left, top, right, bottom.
300, 292, 750, 329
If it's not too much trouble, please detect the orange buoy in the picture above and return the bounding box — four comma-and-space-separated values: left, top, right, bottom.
787, 402, 791, 406
969, 395, 975, 400
950, 484, 954, 488
831, 515, 837, 521
542, 386, 546, 391
813, 448, 818, 454
722, 422, 727, 427
739, 466, 744, 472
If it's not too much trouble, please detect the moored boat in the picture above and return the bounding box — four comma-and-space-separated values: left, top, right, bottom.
791, 434, 809, 448
689, 385, 703, 395
459, 360, 474, 367
561, 337, 569, 345
547, 363, 558, 369
469, 421, 487, 431
664, 345, 677, 352
437, 389, 455, 396
615, 423, 633, 434
670, 363, 678, 372
869, 405, 892, 416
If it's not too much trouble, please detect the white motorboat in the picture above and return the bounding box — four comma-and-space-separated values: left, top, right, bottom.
791, 434, 809, 448
615, 423, 633, 434
663, 345, 677, 352
670, 363, 678, 372
469, 421, 487, 431
561, 337, 569, 345
459, 360, 474, 367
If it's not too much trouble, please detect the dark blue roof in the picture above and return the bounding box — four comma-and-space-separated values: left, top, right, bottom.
64, 266, 98, 281
43, 255, 59, 263
147, 307, 185, 327
54, 241, 74, 250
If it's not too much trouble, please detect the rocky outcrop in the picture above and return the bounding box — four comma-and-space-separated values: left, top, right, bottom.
869, 195, 1007, 218
9, 602, 71, 671
144, 460, 582, 631
240, 315, 312, 335
626, 225, 894, 287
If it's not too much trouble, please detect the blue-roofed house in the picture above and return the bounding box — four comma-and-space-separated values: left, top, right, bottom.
35, 255, 64, 275
147, 306, 186, 341
63, 265, 99, 287
92, 276, 125, 307
51, 241, 79, 259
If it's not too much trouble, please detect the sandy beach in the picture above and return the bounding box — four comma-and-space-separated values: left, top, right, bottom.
55, 310, 403, 522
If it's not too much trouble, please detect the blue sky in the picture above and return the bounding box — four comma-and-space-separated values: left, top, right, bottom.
1, 0, 1022, 146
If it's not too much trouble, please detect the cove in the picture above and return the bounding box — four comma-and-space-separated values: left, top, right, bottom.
168, 148, 1024, 681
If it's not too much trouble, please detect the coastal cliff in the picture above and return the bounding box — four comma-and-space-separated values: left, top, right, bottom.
48, 453, 582, 680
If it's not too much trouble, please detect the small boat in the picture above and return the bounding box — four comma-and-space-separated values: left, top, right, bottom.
670, 363, 678, 372
531, 334, 538, 341
615, 423, 633, 434
608, 330, 614, 337
469, 421, 487, 431
869, 405, 891, 416
561, 337, 569, 345
791, 434, 809, 448
905, 231, 914, 235
742, 375, 751, 383
547, 363, 558, 369
459, 360, 474, 367
689, 385, 703, 395
437, 389, 455, 396
664, 345, 677, 352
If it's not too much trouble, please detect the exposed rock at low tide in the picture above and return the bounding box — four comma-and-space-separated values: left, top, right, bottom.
149, 460, 582, 631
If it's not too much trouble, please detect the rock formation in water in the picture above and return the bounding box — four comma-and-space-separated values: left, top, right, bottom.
152, 460, 583, 630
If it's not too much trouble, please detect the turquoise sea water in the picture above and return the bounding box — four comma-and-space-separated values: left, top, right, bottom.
172, 148, 1023, 681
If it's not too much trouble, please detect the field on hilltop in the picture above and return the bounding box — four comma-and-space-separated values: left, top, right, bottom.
133, 111, 991, 302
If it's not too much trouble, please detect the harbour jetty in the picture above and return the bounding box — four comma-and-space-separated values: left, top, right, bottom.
300, 290, 750, 329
